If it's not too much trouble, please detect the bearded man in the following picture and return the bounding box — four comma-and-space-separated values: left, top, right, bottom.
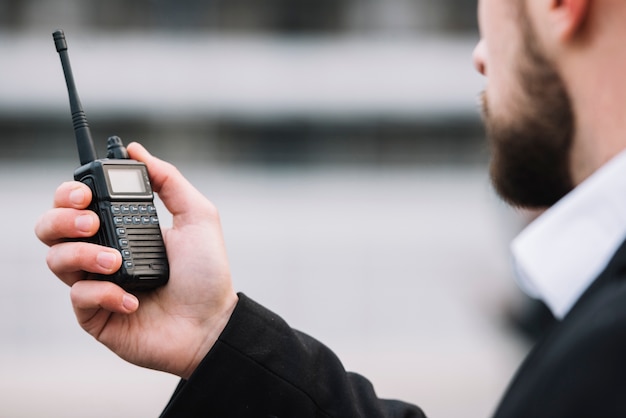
35, 0, 626, 416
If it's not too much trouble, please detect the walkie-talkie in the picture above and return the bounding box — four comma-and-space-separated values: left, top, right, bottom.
53, 29, 169, 291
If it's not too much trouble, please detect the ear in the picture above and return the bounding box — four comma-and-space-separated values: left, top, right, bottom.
550, 0, 590, 41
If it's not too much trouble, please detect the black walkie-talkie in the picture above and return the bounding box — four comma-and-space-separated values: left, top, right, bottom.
53, 29, 169, 291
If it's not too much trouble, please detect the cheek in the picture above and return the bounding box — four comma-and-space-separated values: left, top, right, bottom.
483, 73, 516, 125
483, 44, 525, 122
479, 12, 525, 118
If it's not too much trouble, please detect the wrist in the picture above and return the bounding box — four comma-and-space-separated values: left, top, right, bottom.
180, 292, 239, 380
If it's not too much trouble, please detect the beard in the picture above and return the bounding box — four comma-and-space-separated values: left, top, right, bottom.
482, 19, 575, 209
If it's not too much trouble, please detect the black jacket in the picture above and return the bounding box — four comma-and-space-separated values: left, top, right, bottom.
160, 292, 424, 417
492, 239, 626, 417
161, 240, 626, 417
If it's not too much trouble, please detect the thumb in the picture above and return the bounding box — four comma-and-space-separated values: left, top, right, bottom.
126, 142, 217, 225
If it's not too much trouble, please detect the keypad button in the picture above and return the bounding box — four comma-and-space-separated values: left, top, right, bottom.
116, 228, 126, 236
119, 239, 129, 247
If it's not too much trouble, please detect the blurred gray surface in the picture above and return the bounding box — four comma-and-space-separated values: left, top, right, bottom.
0, 34, 482, 120
0, 160, 529, 418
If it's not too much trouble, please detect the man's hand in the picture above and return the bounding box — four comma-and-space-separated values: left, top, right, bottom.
35, 142, 238, 379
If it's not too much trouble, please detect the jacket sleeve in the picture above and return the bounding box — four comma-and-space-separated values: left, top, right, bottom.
160, 293, 426, 418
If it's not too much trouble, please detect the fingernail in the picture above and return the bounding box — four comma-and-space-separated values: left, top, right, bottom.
122, 294, 139, 311
69, 188, 85, 206
75, 214, 95, 233
96, 252, 117, 270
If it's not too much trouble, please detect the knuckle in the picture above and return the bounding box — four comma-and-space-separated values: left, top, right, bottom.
34, 214, 49, 243
54, 182, 74, 203
45, 247, 59, 271
69, 283, 81, 305
46, 243, 72, 272
47, 212, 66, 237
201, 199, 220, 221
36, 209, 66, 244
47, 242, 92, 273
55, 181, 72, 195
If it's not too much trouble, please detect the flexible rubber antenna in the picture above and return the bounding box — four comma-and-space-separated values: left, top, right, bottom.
53, 29, 98, 165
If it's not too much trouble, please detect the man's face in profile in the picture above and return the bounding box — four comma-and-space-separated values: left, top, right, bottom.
474, 0, 575, 209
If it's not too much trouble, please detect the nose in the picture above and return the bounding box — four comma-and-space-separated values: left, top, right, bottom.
473, 40, 486, 76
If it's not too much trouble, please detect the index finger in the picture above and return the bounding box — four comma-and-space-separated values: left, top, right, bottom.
54, 181, 93, 209
35, 182, 98, 246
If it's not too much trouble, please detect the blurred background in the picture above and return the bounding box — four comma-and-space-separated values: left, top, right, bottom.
0, 1, 541, 417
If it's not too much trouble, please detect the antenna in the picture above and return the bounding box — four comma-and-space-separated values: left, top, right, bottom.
53, 29, 98, 165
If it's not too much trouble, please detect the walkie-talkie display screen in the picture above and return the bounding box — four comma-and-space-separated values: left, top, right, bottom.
106, 167, 147, 194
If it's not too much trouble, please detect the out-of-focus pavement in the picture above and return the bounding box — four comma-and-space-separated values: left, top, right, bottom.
0, 160, 530, 418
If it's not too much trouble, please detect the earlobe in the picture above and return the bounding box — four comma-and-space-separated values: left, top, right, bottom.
552, 0, 590, 41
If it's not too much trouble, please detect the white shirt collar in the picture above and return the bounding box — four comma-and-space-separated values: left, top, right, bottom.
511, 149, 626, 319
